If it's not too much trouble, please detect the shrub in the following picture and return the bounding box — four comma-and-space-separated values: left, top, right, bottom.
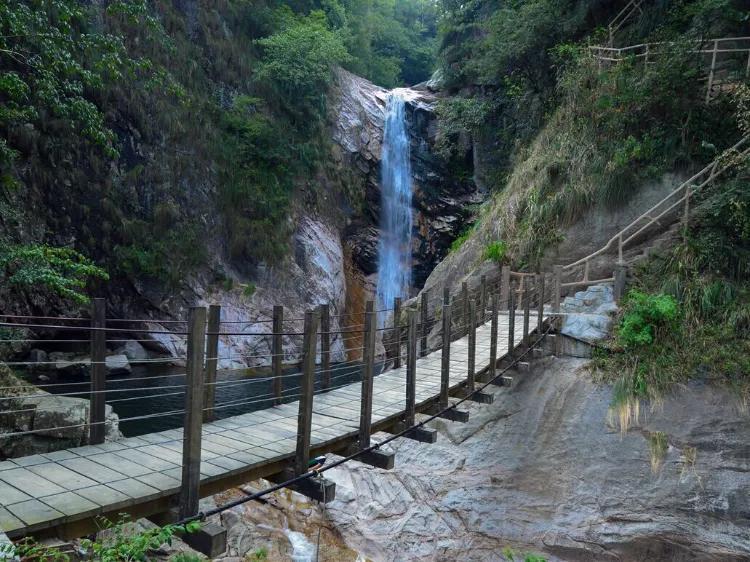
483, 240, 508, 263
0, 244, 108, 304
617, 291, 679, 349
0, 515, 201, 561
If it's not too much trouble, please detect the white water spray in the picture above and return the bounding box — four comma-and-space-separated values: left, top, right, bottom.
376, 93, 413, 313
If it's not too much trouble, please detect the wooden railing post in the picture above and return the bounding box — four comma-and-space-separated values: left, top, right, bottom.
405, 310, 417, 427
89, 297, 106, 445
480, 275, 487, 318
203, 304, 220, 422
683, 188, 691, 243
489, 292, 498, 380
320, 303, 331, 389
179, 306, 207, 520
461, 281, 468, 336
440, 288, 451, 408
467, 300, 476, 393
420, 290, 428, 358
393, 297, 402, 369
359, 301, 376, 449
272, 305, 283, 405
523, 285, 531, 347
614, 265, 627, 303
500, 265, 511, 310
536, 274, 545, 334
507, 290, 516, 359
553, 265, 562, 312
706, 38, 719, 103
553, 265, 563, 355
295, 309, 319, 475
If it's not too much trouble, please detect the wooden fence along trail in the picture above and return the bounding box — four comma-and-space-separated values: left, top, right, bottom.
0, 268, 560, 542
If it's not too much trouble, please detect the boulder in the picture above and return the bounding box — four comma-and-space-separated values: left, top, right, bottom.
27, 348, 48, 366
0, 393, 123, 458
52, 355, 89, 377
117, 340, 149, 361
561, 283, 619, 342
105, 354, 131, 376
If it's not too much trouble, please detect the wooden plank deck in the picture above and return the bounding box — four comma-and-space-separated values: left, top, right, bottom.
0, 311, 544, 539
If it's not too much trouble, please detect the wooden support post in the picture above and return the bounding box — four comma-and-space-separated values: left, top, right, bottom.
320, 304, 331, 389
683, 189, 691, 242
489, 292, 498, 381
467, 300, 476, 392
89, 298, 106, 445
553, 265, 563, 355
536, 274, 545, 334
355, 302, 394, 467
523, 286, 531, 347
393, 297, 402, 369
405, 310, 417, 427
400, 312, 436, 443
272, 305, 283, 405
618, 233, 624, 264
461, 281, 468, 336
614, 265, 627, 303
295, 310, 319, 475
464, 303, 492, 405
179, 306, 207, 520
439, 289, 451, 409
359, 301, 376, 449
706, 39, 719, 103
434, 288, 469, 422
507, 290, 516, 360
420, 290, 428, 358
500, 265, 511, 310
480, 275, 487, 319
203, 304, 220, 422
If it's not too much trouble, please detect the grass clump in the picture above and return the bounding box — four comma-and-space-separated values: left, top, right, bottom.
483, 240, 508, 264
450, 227, 473, 253
647, 431, 669, 473
502, 546, 547, 562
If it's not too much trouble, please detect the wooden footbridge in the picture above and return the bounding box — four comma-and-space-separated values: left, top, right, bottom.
0, 269, 560, 544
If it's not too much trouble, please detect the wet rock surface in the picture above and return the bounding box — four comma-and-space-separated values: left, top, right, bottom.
316, 357, 750, 561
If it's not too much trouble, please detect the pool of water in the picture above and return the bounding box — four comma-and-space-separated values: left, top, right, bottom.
25, 360, 372, 437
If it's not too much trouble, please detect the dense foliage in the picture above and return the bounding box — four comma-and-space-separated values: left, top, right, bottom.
0, 515, 201, 561
435, 0, 749, 268
0, 0, 438, 305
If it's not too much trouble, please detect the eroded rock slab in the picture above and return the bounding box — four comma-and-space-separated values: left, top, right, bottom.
316, 357, 750, 561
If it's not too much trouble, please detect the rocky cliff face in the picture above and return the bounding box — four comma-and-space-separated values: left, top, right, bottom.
335, 69, 481, 297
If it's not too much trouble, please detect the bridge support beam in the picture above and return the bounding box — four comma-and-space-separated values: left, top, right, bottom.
182, 522, 227, 558
268, 470, 337, 503
432, 406, 469, 422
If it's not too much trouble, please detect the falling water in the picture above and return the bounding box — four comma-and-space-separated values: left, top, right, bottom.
377, 93, 413, 313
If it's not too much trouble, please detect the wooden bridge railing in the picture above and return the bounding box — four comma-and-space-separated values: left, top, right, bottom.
0, 266, 568, 528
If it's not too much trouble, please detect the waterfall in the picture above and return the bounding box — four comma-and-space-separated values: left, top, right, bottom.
377, 93, 413, 313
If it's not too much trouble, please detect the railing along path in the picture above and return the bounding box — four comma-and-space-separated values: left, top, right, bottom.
0, 268, 570, 539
